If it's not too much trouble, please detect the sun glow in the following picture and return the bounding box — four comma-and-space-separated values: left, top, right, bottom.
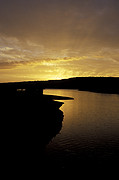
0, 0, 119, 82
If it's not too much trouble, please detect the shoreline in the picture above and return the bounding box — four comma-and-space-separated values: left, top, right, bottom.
0, 77, 119, 95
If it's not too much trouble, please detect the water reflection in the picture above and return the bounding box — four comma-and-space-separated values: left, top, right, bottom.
44, 89, 119, 172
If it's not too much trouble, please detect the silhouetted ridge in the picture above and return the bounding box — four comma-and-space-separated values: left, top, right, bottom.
0, 77, 119, 95
43, 77, 119, 94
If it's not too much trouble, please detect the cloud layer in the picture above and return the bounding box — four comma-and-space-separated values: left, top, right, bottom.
0, 0, 119, 81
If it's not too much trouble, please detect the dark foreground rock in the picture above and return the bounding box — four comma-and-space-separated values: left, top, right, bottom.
1, 92, 64, 175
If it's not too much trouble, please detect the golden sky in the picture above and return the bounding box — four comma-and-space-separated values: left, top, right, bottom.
0, 0, 119, 82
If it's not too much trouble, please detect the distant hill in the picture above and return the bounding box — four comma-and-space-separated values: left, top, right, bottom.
0, 77, 119, 94
43, 77, 119, 94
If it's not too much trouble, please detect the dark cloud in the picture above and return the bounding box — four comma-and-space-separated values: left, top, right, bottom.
0, 0, 119, 49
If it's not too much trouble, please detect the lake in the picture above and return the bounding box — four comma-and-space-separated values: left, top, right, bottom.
43, 89, 119, 172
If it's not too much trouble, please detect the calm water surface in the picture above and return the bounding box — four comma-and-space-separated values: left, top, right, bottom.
44, 89, 119, 170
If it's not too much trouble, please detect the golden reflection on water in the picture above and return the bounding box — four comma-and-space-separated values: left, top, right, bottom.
44, 89, 119, 136
44, 89, 119, 171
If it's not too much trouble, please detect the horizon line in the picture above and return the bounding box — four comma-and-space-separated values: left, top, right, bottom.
0, 76, 119, 84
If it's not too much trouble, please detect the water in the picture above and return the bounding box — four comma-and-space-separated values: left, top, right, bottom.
43, 89, 119, 171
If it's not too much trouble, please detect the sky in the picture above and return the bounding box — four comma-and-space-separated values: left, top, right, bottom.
0, 0, 119, 82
